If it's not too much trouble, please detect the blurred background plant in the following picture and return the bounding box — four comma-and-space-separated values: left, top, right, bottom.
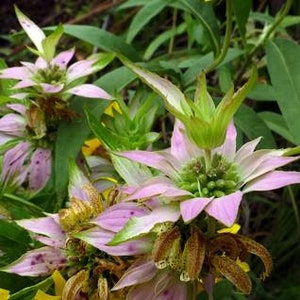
0, 0, 300, 299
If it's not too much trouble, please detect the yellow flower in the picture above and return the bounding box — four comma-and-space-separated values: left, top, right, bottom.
81, 138, 101, 156
217, 223, 241, 234
104, 101, 121, 116
0, 288, 10, 300
34, 271, 66, 300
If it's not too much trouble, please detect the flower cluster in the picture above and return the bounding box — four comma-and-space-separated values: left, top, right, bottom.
1, 7, 300, 300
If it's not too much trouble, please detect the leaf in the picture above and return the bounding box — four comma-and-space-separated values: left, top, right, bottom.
232, 0, 251, 43
126, 0, 172, 43
266, 39, 300, 144
144, 22, 187, 60
179, 0, 220, 55
235, 104, 276, 149
51, 25, 140, 61
258, 111, 295, 144
247, 83, 276, 101
10, 277, 53, 300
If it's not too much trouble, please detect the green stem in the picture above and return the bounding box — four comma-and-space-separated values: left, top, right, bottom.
168, 8, 178, 54
207, 216, 216, 237
236, 0, 292, 81
204, 149, 212, 169
206, 0, 233, 73
287, 186, 300, 230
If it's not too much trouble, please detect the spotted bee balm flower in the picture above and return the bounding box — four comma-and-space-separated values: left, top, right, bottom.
119, 120, 300, 227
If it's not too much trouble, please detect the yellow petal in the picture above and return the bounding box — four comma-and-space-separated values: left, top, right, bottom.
0, 288, 10, 300
34, 290, 61, 300
52, 270, 66, 296
104, 101, 121, 116
217, 223, 241, 234
82, 138, 101, 156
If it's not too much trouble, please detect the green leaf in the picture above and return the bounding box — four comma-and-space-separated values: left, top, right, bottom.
267, 39, 300, 144
235, 105, 276, 149
144, 22, 187, 60
126, 0, 172, 43
54, 99, 108, 204
232, 0, 251, 43
258, 111, 295, 144
118, 54, 192, 117
10, 276, 53, 300
42, 24, 64, 62
54, 25, 140, 61
179, 0, 220, 55
247, 83, 276, 101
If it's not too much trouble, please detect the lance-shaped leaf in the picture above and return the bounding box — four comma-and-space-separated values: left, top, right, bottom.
14, 5, 46, 54
109, 204, 180, 245
117, 54, 192, 118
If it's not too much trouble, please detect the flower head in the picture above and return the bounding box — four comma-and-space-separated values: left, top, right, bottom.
119, 120, 300, 227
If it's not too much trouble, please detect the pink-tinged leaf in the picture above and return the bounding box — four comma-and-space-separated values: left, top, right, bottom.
1, 246, 66, 276
75, 227, 152, 256
0, 134, 15, 146
112, 260, 157, 290
0, 113, 26, 136
66, 59, 95, 82
123, 177, 190, 201
243, 171, 300, 193
92, 202, 149, 232
15, 6, 46, 53
40, 83, 64, 93
67, 84, 113, 99
34, 57, 47, 68
17, 216, 65, 248
243, 154, 299, 183
216, 121, 237, 161
119, 55, 192, 116
119, 150, 178, 178
235, 137, 261, 163
52, 49, 74, 68
13, 79, 35, 89
204, 191, 243, 227
28, 148, 51, 193
109, 204, 181, 245
180, 197, 213, 223
6, 103, 26, 115
0, 66, 29, 80
10, 93, 29, 100
170, 120, 202, 164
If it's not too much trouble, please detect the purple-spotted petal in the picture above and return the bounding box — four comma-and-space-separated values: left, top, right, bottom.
92, 202, 149, 232
243, 171, 300, 193
67, 84, 113, 99
13, 79, 35, 89
112, 260, 157, 290
28, 148, 51, 193
6, 103, 26, 115
0, 66, 29, 80
75, 227, 151, 256
204, 191, 243, 227
40, 83, 64, 93
52, 49, 75, 68
1, 246, 66, 276
16, 215, 65, 248
180, 197, 213, 223
34, 57, 47, 68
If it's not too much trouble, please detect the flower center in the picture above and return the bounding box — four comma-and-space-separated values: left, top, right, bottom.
177, 154, 240, 198
35, 64, 66, 85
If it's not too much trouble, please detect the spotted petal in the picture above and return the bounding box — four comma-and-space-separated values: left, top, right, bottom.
1, 246, 66, 276
204, 191, 243, 227
0, 66, 29, 80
